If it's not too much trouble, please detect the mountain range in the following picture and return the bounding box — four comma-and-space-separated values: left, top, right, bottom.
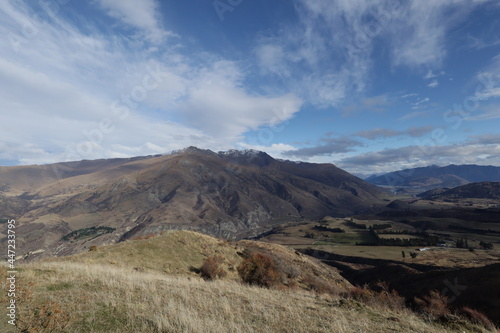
366, 164, 500, 190
417, 181, 500, 200
0, 147, 386, 259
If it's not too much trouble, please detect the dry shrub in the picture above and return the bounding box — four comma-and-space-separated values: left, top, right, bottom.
237, 252, 281, 287
200, 256, 227, 280
19, 301, 75, 333
17, 282, 75, 332
460, 307, 496, 331
374, 282, 406, 312
349, 285, 375, 303
347, 283, 405, 312
132, 234, 155, 241
88, 245, 98, 252
414, 290, 451, 318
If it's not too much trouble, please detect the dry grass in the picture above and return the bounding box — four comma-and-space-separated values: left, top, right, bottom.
1, 261, 495, 333
48, 230, 244, 279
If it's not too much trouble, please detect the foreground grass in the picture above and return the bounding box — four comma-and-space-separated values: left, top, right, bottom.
1, 262, 494, 333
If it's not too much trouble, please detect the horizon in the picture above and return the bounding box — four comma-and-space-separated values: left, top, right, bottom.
1, 1, 500, 174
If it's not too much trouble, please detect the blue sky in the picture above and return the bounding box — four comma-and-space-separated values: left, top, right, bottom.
1, 0, 500, 174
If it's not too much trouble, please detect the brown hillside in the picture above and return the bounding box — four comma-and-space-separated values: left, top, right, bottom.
1, 148, 387, 259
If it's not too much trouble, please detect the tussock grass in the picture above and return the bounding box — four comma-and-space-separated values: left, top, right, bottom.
1, 261, 495, 333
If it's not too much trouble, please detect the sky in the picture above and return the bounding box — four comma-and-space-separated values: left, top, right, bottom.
1, 0, 500, 175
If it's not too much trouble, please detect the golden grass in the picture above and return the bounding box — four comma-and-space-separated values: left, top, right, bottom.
1, 261, 495, 333
48, 230, 244, 279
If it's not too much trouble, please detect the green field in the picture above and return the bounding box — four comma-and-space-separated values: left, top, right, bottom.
313, 231, 377, 245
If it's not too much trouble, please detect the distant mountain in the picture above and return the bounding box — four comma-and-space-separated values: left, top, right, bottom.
0, 147, 387, 259
366, 164, 500, 189
418, 181, 500, 200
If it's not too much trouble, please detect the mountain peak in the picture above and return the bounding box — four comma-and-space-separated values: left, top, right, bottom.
170, 146, 217, 157
218, 149, 274, 167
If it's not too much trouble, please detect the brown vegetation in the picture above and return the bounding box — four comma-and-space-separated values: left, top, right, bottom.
237, 252, 281, 287
200, 256, 227, 280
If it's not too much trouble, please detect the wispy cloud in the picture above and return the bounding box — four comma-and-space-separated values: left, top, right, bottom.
337, 141, 500, 173
283, 137, 363, 158
0, 1, 301, 165
354, 128, 401, 140
342, 95, 390, 115
95, 0, 173, 44
253, 0, 488, 109
354, 126, 434, 139
424, 70, 438, 80
428, 80, 439, 88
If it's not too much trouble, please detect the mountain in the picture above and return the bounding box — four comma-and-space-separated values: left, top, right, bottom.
418, 181, 500, 200
0, 147, 387, 259
366, 164, 500, 189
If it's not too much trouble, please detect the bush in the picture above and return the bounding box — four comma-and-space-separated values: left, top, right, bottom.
347, 283, 405, 312
16, 281, 75, 332
414, 290, 450, 318
200, 256, 227, 280
460, 307, 495, 331
88, 245, 98, 252
237, 252, 281, 287
479, 241, 494, 250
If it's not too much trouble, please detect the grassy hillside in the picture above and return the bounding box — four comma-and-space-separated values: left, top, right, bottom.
2, 261, 494, 333
1, 231, 496, 332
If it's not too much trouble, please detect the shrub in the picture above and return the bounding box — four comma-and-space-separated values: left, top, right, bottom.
347, 283, 406, 312
349, 285, 374, 303
16, 281, 75, 332
374, 282, 406, 312
479, 241, 494, 250
88, 245, 98, 252
237, 252, 281, 287
414, 290, 450, 318
460, 307, 495, 331
200, 256, 227, 280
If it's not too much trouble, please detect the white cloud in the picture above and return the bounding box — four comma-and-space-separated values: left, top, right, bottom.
237, 143, 297, 160
253, 0, 489, 109
0, 2, 301, 165
428, 80, 439, 88
472, 87, 500, 101
466, 104, 500, 121
254, 43, 289, 78
95, 0, 172, 44
181, 62, 302, 138
413, 97, 430, 107
424, 70, 437, 79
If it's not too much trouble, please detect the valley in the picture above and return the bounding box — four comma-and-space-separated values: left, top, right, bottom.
1, 149, 499, 332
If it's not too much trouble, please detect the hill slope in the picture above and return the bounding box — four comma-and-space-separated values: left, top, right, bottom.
1, 230, 494, 333
0, 147, 387, 259
419, 181, 500, 200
